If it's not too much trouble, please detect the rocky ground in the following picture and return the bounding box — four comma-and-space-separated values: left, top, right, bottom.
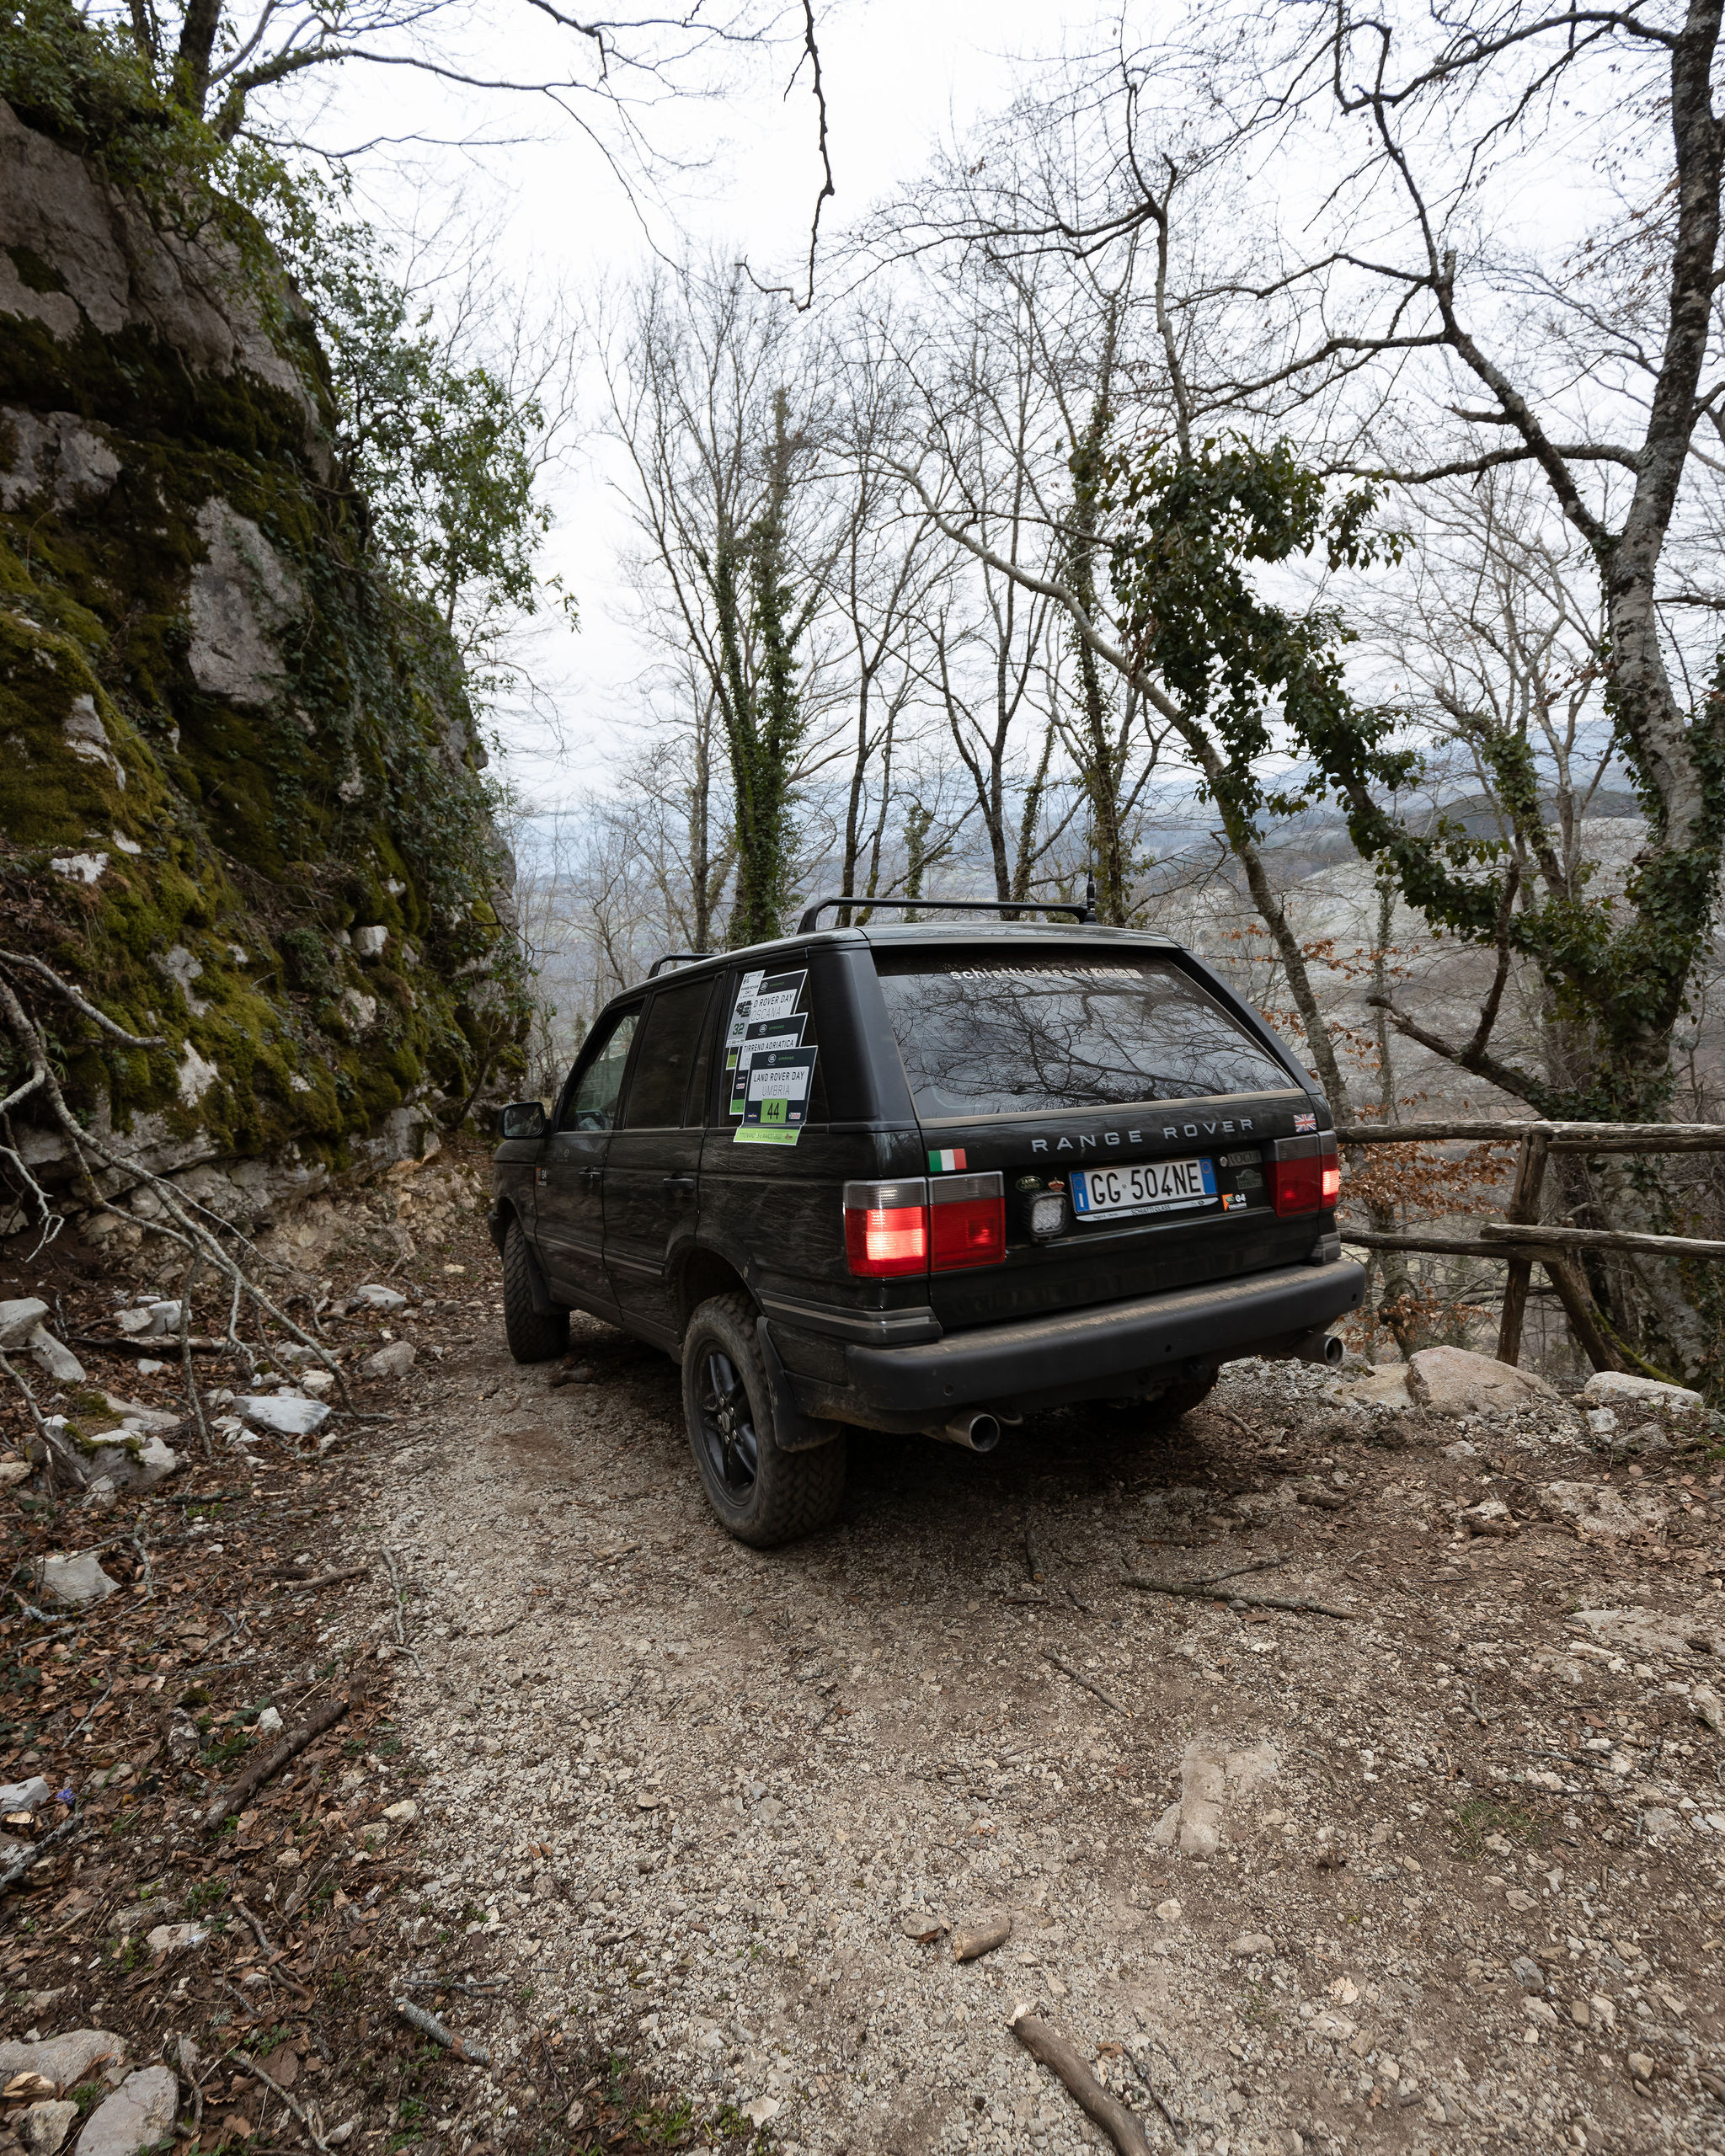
0, 1145, 1722, 2156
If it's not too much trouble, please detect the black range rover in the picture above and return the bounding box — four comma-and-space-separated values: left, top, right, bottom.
489, 912, 1362, 1545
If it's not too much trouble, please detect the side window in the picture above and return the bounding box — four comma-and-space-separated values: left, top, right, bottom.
714, 958, 829, 1128
619, 980, 714, 1129
559, 1008, 640, 1132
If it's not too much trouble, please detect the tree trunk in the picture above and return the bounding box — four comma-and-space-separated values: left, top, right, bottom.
713, 390, 806, 951
1065, 397, 1130, 924
172, 0, 222, 113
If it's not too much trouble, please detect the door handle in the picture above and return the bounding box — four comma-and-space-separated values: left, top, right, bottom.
581, 1167, 604, 1189
661, 1175, 697, 1195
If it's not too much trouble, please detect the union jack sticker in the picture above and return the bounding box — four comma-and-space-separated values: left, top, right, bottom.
928, 1147, 968, 1172
1293, 1113, 1317, 1134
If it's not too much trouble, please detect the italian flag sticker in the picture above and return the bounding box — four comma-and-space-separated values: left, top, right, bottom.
928, 1147, 968, 1172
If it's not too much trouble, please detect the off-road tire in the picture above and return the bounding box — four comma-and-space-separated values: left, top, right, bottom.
501, 1216, 569, 1364
681, 1292, 846, 1547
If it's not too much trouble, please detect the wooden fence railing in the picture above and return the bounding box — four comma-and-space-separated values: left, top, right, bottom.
1330, 1119, 1725, 1374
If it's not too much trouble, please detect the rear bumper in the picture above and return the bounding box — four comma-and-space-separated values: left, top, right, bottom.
835, 1258, 1365, 1418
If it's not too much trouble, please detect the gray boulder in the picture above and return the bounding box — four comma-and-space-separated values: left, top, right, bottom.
144, 1922, 207, 1953
0, 1777, 52, 1815
96, 1395, 180, 1434
0, 1299, 49, 1350
1579, 1369, 1704, 1415
39, 1551, 118, 1607
1407, 1345, 1557, 1417
25, 1326, 84, 1385
0, 2031, 126, 2090
22, 2099, 79, 2154
83, 1432, 179, 1493
361, 1339, 415, 1380
72, 2066, 177, 2156
1543, 1482, 1670, 1542
349, 1283, 406, 1311
238, 1394, 329, 1438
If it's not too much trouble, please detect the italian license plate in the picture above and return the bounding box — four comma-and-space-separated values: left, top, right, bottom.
1071, 1155, 1216, 1222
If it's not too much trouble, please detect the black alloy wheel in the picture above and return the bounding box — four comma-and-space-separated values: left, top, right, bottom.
679, 1292, 846, 1546
696, 1347, 759, 1497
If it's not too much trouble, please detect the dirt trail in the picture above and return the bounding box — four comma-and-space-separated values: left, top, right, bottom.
373, 1299, 1725, 2156
2, 1151, 1721, 2156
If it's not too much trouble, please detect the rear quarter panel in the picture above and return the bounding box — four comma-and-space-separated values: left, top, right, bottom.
694, 943, 927, 1315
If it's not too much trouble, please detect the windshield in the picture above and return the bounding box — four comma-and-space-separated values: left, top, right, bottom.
873, 953, 1295, 1118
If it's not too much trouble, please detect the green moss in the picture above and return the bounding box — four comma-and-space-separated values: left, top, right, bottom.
6, 244, 66, 294
1, 298, 525, 1183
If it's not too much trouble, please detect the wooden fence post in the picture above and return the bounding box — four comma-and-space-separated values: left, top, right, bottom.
1495, 1128, 1551, 1368
1542, 1255, 1624, 1374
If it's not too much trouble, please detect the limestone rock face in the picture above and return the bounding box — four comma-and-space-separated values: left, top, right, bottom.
0, 99, 309, 408
0, 409, 120, 510
0, 79, 524, 1262
187, 498, 304, 707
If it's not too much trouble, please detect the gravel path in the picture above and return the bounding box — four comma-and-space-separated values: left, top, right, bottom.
371, 1310, 1725, 2156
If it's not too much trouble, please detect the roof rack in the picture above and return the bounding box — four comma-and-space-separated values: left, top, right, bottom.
797, 889, 1093, 934
647, 951, 712, 977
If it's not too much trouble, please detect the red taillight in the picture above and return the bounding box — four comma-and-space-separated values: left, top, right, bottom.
931, 1172, 1006, 1271
842, 1172, 1007, 1275
844, 1178, 929, 1276
1271, 1135, 1341, 1216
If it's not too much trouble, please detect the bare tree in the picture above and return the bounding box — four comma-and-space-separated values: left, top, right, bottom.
599, 255, 868, 942
824, 306, 943, 917
927, 5, 1725, 1123
98, 0, 818, 160
888, 141, 1367, 1113
899, 259, 1084, 907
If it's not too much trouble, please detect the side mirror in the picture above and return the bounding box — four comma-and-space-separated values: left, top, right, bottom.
499, 1100, 547, 1140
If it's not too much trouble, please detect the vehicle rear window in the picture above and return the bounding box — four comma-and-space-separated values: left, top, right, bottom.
873, 953, 1294, 1117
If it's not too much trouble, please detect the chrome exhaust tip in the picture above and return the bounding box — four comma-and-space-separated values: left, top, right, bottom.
1294, 1331, 1346, 1368
929, 1412, 1001, 1454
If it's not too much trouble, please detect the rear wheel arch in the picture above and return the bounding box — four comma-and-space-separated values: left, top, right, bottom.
675, 1246, 750, 1333
680, 1290, 845, 1546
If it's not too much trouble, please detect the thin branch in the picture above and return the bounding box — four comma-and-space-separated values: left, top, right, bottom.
0, 954, 167, 1049
739, 0, 833, 312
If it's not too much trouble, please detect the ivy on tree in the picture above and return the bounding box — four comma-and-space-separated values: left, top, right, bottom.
706, 388, 811, 950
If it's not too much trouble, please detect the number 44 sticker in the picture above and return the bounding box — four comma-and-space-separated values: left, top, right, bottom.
734, 1047, 818, 1146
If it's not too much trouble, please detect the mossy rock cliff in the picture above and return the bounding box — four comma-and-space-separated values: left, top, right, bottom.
0, 93, 526, 1254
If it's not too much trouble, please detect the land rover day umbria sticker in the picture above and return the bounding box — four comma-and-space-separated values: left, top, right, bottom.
734, 1046, 818, 1145
727, 1014, 806, 1117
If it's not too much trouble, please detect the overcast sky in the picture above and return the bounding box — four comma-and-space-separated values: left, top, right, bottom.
302, 0, 1085, 808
